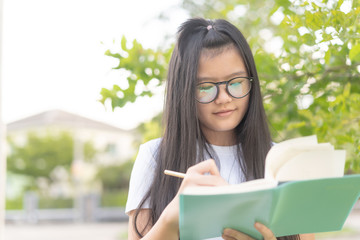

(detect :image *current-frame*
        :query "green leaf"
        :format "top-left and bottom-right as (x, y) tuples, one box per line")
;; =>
(336, 0), (345, 10)
(322, 32), (333, 42)
(324, 49), (331, 64)
(349, 44), (360, 62)
(275, 0), (291, 9)
(343, 83), (351, 98)
(121, 36), (127, 51)
(302, 33), (315, 45)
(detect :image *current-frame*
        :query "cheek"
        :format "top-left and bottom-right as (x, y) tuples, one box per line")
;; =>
(244, 97), (250, 112)
(240, 97), (250, 117)
(196, 103), (209, 122)
(234, 96), (250, 119)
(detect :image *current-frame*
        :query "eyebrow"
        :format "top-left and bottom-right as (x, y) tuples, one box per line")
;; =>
(197, 71), (247, 82)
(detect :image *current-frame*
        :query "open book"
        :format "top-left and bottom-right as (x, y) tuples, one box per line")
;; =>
(179, 135), (360, 239)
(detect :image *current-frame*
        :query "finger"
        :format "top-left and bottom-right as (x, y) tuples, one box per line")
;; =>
(187, 159), (220, 176)
(185, 174), (228, 187)
(222, 234), (237, 240)
(223, 228), (255, 240)
(254, 222), (276, 240)
(177, 160), (227, 195)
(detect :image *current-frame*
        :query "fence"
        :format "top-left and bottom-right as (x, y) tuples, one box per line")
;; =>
(5, 192), (128, 224)
(6, 192), (360, 224)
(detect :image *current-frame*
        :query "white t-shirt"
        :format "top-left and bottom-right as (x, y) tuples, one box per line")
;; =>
(125, 138), (245, 239)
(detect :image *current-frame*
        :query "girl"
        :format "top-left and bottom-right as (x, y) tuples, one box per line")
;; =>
(125, 18), (315, 240)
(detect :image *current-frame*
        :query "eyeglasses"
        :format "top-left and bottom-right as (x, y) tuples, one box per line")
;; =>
(196, 77), (253, 104)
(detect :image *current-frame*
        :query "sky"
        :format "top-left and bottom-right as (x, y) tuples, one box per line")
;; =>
(1, 0), (189, 130)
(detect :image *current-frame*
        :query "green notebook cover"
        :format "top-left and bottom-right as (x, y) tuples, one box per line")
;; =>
(179, 174), (360, 240)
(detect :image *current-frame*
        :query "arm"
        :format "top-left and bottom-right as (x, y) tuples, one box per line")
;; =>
(128, 209), (179, 240)
(127, 206), (179, 240)
(128, 209), (152, 240)
(128, 159), (228, 240)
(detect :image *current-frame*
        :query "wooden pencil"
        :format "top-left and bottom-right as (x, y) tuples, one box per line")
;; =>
(164, 169), (186, 179)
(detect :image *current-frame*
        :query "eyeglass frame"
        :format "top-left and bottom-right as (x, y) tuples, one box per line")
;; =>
(195, 76), (253, 104)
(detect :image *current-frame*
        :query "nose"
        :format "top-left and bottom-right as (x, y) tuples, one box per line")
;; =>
(214, 84), (232, 104)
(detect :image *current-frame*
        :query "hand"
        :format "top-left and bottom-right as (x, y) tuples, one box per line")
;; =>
(161, 159), (228, 232)
(222, 222), (277, 240)
(179, 158), (229, 192)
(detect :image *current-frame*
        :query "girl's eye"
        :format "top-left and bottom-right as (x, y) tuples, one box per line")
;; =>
(230, 82), (241, 87)
(229, 78), (244, 86)
(198, 85), (215, 92)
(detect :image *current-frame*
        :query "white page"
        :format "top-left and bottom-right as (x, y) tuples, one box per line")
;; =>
(275, 150), (345, 181)
(182, 178), (278, 195)
(265, 135), (318, 179)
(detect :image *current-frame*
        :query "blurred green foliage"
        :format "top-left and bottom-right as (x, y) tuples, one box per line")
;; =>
(7, 131), (98, 190)
(101, 189), (128, 207)
(101, 0), (360, 173)
(38, 196), (73, 209)
(96, 161), (133, 207)
(7, 131), (74, 189)
(95, 161), (134, 191)
(6, 196), (23, 210)
(135, 113), (163, 145)
(6, 194), (73, 210)
(100, 36), (173, 109)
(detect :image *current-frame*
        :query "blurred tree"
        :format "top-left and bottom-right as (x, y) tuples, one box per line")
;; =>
(7, 131), (98, 190)
(101, 0), (360, 172)
(99, 36), (172, 109)
(94, 155), (136, 208)
(135, 113), (163, 145)
(83, 141), (97, 161)
(95, 160), (134, 191)
(180, 0), (360, 172)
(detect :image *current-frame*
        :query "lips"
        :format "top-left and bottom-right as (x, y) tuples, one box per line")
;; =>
(214, 109), (235, 117)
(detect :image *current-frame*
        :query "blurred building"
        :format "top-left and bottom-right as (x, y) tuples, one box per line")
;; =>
(6, 109), (138, 197)
(6, 109), (137, 164)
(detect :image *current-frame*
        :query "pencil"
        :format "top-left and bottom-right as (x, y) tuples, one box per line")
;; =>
(164, 169), (186, 179)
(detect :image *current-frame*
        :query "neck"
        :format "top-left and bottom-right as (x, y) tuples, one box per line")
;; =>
(202, 130), (236, 146)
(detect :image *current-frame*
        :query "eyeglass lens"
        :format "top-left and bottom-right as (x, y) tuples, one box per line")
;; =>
(196, 77), (251, 103)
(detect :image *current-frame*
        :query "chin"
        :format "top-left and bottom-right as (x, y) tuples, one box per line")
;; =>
(213, 124), (239, 132)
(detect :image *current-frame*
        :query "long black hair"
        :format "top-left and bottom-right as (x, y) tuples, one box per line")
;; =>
(133, 18), (298, 240)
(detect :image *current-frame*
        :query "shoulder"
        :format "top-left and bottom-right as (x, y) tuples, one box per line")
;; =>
(126, 138), (162, 213)
(139, 138), (162, 152)
(135, 138), (162, 169)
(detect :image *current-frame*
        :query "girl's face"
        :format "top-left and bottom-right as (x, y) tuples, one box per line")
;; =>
(196, 47), (250, 146)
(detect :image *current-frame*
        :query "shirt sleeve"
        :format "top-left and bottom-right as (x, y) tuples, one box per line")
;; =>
(125, 139), (159, 215)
